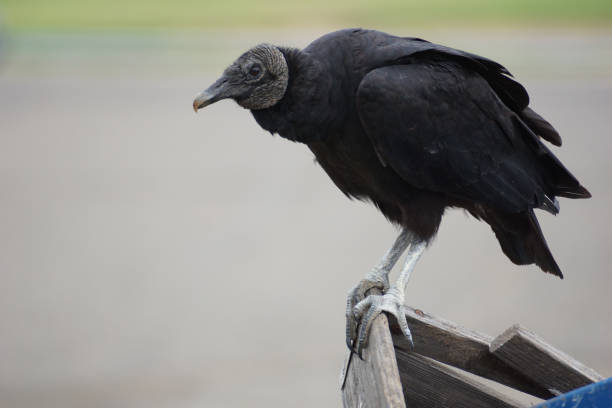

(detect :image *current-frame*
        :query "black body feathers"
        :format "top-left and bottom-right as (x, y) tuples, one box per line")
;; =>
(251, 29), (590, 277)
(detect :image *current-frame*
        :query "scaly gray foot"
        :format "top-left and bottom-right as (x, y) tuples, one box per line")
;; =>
(345, 274), (389, 352)
(351, 286), (413, 357)
(344, 229), (424, 357)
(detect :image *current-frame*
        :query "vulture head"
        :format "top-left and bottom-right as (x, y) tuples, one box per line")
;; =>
(193, 44), (289, 112)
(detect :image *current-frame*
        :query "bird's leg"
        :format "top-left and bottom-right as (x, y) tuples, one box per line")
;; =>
(345, 228), (412, 351)
(350, 235), (426, 357)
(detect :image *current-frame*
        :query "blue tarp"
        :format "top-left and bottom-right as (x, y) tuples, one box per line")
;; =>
(534, 377), (612, 408)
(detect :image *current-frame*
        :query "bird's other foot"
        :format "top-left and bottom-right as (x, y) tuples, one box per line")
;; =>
(347, 286), (413, 358)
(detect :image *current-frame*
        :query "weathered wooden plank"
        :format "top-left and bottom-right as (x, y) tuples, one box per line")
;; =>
(490, 325), (604, 395)
(342, 313), (406, 408)
(389, 306), (554, 399)
(396, 349), (525, 408)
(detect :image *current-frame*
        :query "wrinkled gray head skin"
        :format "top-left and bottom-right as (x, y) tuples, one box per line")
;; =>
(193, 44), (289, 112)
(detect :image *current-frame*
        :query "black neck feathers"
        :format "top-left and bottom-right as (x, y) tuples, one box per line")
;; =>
(251, 46), (343, 144)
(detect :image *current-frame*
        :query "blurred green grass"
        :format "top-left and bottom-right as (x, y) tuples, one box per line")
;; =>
(2, 0), (612, 31)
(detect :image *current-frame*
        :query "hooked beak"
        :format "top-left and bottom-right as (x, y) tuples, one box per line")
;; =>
(193, 76), (231, 112)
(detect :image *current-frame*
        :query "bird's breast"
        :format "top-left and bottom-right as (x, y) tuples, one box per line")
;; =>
(308, 129), (404, 201)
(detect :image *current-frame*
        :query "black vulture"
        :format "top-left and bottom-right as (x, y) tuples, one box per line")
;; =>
(193, 28), (590, 355)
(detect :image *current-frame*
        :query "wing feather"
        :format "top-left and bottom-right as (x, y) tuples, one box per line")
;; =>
(356, 62), (550, 213)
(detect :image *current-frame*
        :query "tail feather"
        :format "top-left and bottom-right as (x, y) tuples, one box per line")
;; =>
(513, 114), (591, 201)
(556, 184), (592, 199)
(521, 107), (562, 147)
(475, 207), (563, 278)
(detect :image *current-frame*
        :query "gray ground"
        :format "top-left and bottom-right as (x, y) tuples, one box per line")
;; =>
(0, 29), (611, 407)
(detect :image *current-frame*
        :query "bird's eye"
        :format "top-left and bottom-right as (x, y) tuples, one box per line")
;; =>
(248, 64), (262, 78)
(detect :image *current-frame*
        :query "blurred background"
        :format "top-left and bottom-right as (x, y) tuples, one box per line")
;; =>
(0, 1), (611, 407)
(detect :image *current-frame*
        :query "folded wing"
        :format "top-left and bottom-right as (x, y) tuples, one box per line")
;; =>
(356, 61), (588, 214)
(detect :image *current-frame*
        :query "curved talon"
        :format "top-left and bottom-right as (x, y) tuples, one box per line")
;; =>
(396, 305), (414, 349)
